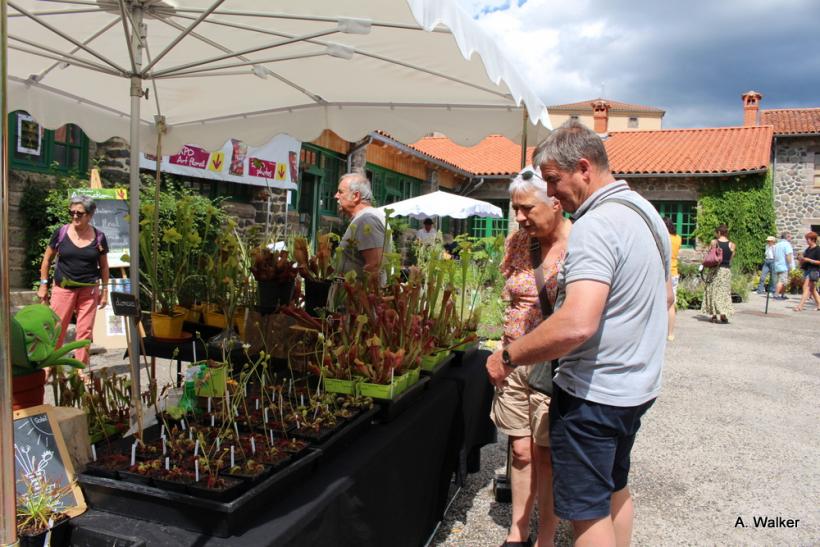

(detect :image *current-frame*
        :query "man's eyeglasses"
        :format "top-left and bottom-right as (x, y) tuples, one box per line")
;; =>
(68, 210), (87, 218)
(520, 170), (544, 182)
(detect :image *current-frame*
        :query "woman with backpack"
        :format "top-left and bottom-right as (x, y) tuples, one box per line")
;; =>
(37, 195), (109, 367)
(701, 224), (735, 323)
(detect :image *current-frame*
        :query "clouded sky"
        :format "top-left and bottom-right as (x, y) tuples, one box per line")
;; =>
(457, 0), (820, 128)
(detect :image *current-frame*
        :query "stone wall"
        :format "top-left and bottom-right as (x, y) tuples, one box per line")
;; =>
(772, 136), (820, 253)
(621, 176), (701, 201)
(7, 169), (58, 288)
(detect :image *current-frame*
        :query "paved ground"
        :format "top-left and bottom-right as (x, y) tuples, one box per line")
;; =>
(49, 293), (818, 546)
(431, 294), (819, 546)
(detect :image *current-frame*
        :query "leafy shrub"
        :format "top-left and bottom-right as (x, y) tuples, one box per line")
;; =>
(695, 170), (776, 274)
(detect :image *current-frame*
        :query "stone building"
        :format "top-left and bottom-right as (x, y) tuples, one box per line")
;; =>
(759, 105), (820, 252)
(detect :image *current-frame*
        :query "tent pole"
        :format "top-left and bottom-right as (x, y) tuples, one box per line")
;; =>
(127, 4), (144, 437)
(0, 2), (18, 544)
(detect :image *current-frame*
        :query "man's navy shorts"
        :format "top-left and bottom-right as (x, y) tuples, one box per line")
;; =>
(549, 385), (655, 521)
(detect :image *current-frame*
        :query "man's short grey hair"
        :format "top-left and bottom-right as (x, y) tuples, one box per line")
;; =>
(531, 119), (610, 173)
(70, 194), (97, 215)
(340, 172), (373, 202)
(508, 169), (553, 205)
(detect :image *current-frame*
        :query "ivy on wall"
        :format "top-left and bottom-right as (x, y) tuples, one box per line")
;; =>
(694, 170), (776, 273)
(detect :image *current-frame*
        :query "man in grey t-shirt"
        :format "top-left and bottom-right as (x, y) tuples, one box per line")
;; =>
(486, 120), (672, 546)
(335, 172), (389, 286)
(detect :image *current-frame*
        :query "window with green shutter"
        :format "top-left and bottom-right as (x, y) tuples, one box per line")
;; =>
(471, 199), (510, 238)
(8, 111), (89, 174)
(651, 201), (697, 248)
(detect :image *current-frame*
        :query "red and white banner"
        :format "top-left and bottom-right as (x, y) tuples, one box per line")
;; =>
(140, 134), (300, 190)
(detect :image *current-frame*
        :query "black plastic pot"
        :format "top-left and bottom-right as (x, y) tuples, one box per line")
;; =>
(187, 476), (246, 502)
(257, 279), (295, 310)
(18, 515), (70, 547)
(303, 278), (332, 316)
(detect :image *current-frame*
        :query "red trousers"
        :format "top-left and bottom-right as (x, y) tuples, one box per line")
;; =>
(50, 285), (99, 365)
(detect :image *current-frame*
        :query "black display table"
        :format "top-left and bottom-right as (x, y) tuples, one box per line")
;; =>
(72, 351), (496, 546)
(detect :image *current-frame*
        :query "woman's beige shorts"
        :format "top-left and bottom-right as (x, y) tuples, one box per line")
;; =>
(490, 365), (551, 447)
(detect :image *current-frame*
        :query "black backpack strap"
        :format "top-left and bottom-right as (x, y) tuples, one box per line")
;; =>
(594, 197), (670, 281)
(529, 238), (554, 318)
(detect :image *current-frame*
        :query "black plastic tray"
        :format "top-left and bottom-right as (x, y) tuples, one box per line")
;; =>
(78, 448), (321, 537)
(420, 353), (455, 386)
(373, 376), (430, 424)
(313, 406), (378, 461)
(69, 525), (146, 547)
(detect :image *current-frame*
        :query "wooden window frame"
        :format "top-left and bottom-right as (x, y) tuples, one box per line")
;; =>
(8, 111), (89, 174)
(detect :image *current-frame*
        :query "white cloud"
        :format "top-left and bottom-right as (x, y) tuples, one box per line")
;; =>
(458, 0), (820, 127)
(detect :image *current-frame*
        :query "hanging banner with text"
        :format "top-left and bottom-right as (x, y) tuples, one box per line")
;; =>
(139, 134), (300, 190)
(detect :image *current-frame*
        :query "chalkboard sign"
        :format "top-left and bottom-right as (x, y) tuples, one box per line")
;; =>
(91, 199), (130, 268)
(13, 405), (86, 517)
(111, 291), (139, 317)
(70, 188), (130, 268)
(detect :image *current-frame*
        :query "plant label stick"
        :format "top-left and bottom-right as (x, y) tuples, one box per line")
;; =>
(165, 457), (170, 471)
(270, 430), (274, 444)
(180, 418), (186, 431)
(44, 518), (54, 547)
(162, 437), (167, 455)
(188, 428), (193, 441)
(231, 446), (235, 468)
(208, 397), (212, 413)
(211, 415), (215, 427)
(255, 398), (259, 410)
(216, 437), (221, 451)
(91, 444), (97, 462)
(161, 425), (166, 438)
(251, 437), (256, 454)
(194, 439), (200, 457)
(195, 459), (199, 483)
(192, 341), (197, 363)
(131, 441), (137, 467)
(234, 422), (240, 438)
(300, 394), (304, 407)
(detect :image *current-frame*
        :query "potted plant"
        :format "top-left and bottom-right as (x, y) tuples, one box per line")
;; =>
(11, 304), (88, 410)
(16, 476), (73, 547)
(293, 233), (336, 315)
(139, 192), (212, 338)
(251, 243), (297, 310)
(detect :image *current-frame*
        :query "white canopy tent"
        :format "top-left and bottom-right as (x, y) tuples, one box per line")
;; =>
(2, 2), (551, 533)
(377, 190), (503, 220)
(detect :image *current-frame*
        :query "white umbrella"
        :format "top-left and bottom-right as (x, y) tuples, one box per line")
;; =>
(8, 0), (550, 152)
(377, 190), (503, 219)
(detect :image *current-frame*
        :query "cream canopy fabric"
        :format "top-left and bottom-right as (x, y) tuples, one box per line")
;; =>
(377, 190), (503, 219)
(8, 0), (550, 154)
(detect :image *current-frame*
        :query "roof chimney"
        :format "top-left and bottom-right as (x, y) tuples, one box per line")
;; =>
(742, 90), (762, 126)
(592, 100), (610, 133)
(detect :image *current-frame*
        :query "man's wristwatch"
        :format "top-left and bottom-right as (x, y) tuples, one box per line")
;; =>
(39, 279), (49, 286)
(501, 349), (516, 368)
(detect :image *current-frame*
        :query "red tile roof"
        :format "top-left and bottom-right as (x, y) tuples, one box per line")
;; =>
(547, 98), (665, 114)
(606, 126), (773, 176)
(411, 126), (773, 177)
(410, 135), (534, 176)
(760, 108), (820, 136)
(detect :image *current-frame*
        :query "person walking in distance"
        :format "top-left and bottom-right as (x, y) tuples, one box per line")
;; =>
(773, 232), (795, 300)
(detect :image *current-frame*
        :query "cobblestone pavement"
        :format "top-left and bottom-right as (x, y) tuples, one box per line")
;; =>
(47, 294), (818, 546)
(431, 295), (819, 546)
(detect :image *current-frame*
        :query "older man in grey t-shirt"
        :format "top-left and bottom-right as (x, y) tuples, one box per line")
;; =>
(486, 120), (672, 547)
(334, 172), (389, 286)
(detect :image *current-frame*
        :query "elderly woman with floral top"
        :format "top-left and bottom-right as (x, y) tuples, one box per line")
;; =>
(489, 168), (572, 547)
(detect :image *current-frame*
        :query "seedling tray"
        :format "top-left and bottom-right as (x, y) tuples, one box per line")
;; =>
(78, 448), (321, 537)
(373, 376), (430, 424)
(68, 525), (146, 547)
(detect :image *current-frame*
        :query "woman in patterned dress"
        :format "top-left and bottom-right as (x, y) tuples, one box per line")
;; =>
(701, 224), (735, 323)
(490, 169), (572, 547)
